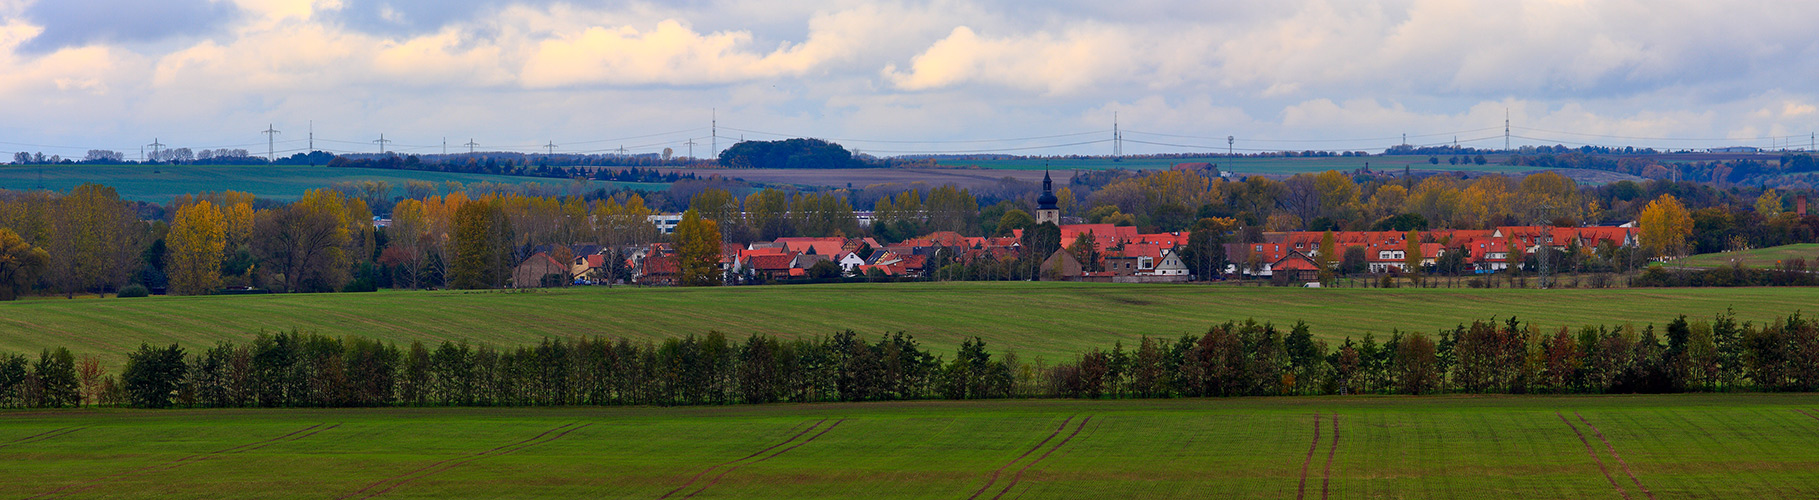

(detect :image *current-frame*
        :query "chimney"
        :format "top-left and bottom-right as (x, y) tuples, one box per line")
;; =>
(1799, 195), (1809, 217)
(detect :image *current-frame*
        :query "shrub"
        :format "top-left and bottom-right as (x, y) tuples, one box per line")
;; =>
(117, 284), (150, 298)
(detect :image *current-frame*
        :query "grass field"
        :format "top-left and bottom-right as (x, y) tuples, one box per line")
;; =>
(935, 155), (1534, 174)
(0, 165), (668, 202)
(2, 282), (1813, 368)
(4, 394), (1818, 498)
(1676, 244), (1819, 270)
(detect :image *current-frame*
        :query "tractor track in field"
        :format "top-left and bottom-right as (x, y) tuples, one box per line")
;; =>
(967, 416), (1075, 500)
(1321, 413), (1339, 500)
(660, 419), (827, 499)
(0, 427), (84, 450)
(26, 423), (337, 499)
(988, 416), (1091, 500)
(680, 419), (847, 499)
(1577, 413), (1655, 500)
(1797, 409), (1819, 422)
(1297, 412), (1320, 500)
(1559, 412), (1630, 500)
(339, 422), (592, 500)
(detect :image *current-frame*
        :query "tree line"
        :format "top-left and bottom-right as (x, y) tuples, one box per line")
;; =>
(3, 311), (1814, 409)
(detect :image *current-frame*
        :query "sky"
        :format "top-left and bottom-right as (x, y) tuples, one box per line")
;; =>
(2, 0), (1817, 160)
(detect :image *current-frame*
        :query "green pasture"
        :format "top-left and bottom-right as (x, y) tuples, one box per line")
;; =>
(4, 394), (1818, 498)
(1676, 244), (1819, 270)
(2, 282), (1812, 368)
(0, 165), (668, 203)
(937, 155), (1534, 175)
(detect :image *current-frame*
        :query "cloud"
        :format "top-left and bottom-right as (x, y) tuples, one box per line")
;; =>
(521, 19), (822, 87)
(882, 25), (1134, 95)
(18, 0), (242, 53)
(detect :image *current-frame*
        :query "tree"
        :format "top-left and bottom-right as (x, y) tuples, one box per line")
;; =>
(33, 348), (78, 407)
(807, 259), (844, 279)
(0, 228), (48, 300)
(167, 200), (226, 295)
(383, 199), (431, 289)
(1181, 218), (1229, 280)
(255, 189), (356, 292)
(1317, 230), (1337, 282)
(450, 200), (513, 289)
(675, 209), (724, 286)
(995, 209), (1035, 236)
(1404, 229), (1423, 280)
(1340, 245), (1369, 276)
(48, 184), (143, 296)
(1754, 189), (1782, 217)
(121, 343), (187, 408)
(1069, 231), (1101, 272)
(1639, 194), (1694, 258)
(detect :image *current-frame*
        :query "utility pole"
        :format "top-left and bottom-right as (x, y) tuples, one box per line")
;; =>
(374, 134), (391, 154)
(261, 124), (280, 163)
(465, 139), (478, 154)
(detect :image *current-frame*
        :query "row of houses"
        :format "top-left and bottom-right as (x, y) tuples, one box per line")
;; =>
(1236, 226), (1640, 281)
(509, 223), (1639, 287)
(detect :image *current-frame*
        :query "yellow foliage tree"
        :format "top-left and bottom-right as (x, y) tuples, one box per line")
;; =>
(168, 200), (226, 295)
(1754, 189), (1781, 217)
(1638, 194), (1693, 258)
(674, 209), (723, 286)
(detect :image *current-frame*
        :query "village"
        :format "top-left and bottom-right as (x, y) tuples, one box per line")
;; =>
(511, 223), (1642, 287)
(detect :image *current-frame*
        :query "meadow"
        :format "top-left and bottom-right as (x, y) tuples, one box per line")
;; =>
(0, 165), (667, 202)
(2, 282), (1813, 368)
(3, 394), (1817, 498)
(1675, 244), (1819, 270)
(935, 154), (1533, 174)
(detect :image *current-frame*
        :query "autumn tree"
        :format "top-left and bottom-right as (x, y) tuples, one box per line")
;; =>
(1317, 230), (1337, 282)
(48, 184), (143, 296)
(1404, 229), (1423, 281)
(674, 209), (723, 286)
(254, 189), (354, 292)
(0, 228), (49, 300)
(1754, 189), (1782, 217)
(167, 200), (226, 295)
(1639, 194), (1694, 258)
(382, 199), (431, 289)
(450, 200), (514, 289)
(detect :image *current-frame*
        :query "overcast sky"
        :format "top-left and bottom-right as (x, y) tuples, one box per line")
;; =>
(2, 0), (1816, 159)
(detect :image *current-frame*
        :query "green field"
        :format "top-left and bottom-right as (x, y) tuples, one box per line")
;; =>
(3, 282), (1813, 368)
(0, 165), (668, 202)
(936, 155), (1536, 174)
(4, 394), (1818, 498)
(1676, 244), (1819, 270)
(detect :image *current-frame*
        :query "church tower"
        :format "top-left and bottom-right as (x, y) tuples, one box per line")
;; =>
(1036, 170), (1060, 225)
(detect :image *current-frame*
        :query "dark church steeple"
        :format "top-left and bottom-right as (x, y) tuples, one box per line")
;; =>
(1036, 169), (1060, 224)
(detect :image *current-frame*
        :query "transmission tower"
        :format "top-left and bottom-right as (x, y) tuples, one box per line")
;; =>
(1505, 109), (1510, 151)
(261, 124), (281, 163)
(545, 141), (558, 156)
(711, 108), (717, 159)
(464, 139), (478, 154)
(308, 121), (315, 166)
(374, 134), (392, 154)
(1227, 136), (1234, 156)
(685, 137), (697, 159)
(146, 138), (166, 162)
(1112, 112), (1122, 158)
